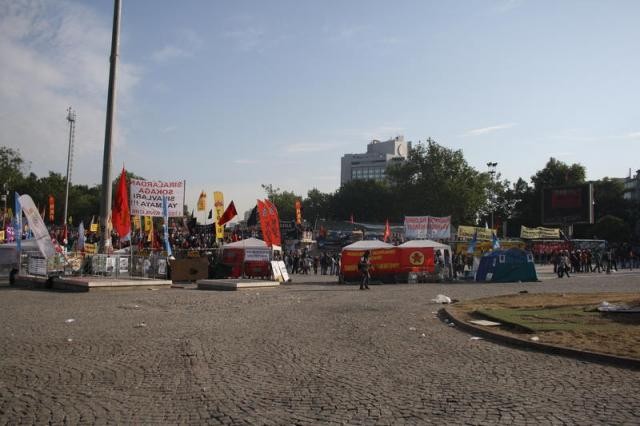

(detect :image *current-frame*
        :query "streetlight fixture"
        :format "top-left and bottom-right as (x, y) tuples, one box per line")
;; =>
(487, 162), (498, 229)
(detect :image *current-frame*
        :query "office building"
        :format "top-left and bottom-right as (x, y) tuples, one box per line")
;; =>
(340, 136), (410, 185)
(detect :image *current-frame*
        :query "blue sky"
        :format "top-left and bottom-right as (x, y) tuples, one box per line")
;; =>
(1, 0), (639, 218)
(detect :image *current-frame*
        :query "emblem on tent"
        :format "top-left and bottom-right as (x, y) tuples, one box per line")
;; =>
(409, 251), (424, 265)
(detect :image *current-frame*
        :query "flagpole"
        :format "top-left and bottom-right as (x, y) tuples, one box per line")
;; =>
(99, 0), (121, 254)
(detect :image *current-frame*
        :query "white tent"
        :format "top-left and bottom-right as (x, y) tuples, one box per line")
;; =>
(223, 237), (269, 249)
(342, 240), (395, 251)
(399, 239), (451, 252)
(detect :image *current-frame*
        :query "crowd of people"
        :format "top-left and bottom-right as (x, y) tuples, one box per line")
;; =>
(553, 248), (638, 278)
(283, 249), (341, 275)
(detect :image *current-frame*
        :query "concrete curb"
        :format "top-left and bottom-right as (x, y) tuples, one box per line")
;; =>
(440, 306), (640, 370)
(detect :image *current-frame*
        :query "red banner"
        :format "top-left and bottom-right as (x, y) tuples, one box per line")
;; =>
(398, 247), (435, 274)
(48, 195), (54, 223)
(295, 200), (302, 225)
(264, 199), (281, 246)
(257, 199), (272, 246)
(340, 248), (400, 279)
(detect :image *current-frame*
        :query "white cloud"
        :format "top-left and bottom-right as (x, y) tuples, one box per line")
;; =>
(464, 123), (517, 136)
(150, 29), (203, 63)
(285, 143), (337, 154)
(624, 132), (640, 140)
(0, 0), (140, 185)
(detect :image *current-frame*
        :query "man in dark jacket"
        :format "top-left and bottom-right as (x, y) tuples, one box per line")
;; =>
(358, 250), (372, 290)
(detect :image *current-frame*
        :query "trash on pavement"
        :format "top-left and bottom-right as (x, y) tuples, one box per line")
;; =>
(135, 322), (147, 328)
(64, 319), (75, 324)
(530, 336), (540, 342)
(469, 336), (483, 341)
(431, 294), (452, 304)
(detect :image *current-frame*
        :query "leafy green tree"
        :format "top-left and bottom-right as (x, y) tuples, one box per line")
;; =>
(530, 157), (586, 190)
(330, 179), (396, 222)
(386, 139), (489, 224)
(302, 188), (333, 223)
(591, 215), (630, 243)
(261, 184), (301, 221)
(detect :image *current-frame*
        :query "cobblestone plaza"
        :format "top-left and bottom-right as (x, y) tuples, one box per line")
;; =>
(1, 271), (640, 424)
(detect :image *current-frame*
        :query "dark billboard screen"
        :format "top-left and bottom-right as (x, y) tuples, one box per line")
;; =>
(542, 184), (594, 225)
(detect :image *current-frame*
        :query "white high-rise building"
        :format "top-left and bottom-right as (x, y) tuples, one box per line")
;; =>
(340, 136), (410, 185)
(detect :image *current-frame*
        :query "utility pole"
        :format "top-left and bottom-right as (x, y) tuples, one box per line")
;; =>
(63, 107), (76, 231)
(99, 0), (121, 253)
(487, 162), (498, 230)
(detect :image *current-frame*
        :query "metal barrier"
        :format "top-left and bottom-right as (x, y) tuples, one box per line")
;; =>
(20, 251), (169, 280)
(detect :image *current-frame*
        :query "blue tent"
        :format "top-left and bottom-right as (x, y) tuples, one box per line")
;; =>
(475, 248), (538, 283)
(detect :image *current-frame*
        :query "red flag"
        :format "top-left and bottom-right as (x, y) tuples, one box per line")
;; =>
(295, 200), (302, 224)
(48, 195), (55, 223)
(257, 199), (271, 245)
(217, 201), (238, 226)
(264, 199), (281, 246)
(383, 219), (391, 242)
(112, 167), (131, 240)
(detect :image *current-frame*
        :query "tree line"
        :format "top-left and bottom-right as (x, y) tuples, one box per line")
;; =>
(2, 140), (638, 243)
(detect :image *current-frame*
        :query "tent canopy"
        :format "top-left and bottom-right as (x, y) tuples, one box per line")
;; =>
(342, 240), (394, 251)
(476, 248), (538, 283)
(399, 239), (451, 252)
(223, 237), (269, 249)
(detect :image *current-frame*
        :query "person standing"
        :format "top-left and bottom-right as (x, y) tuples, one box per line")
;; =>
(358, 250), (372, 290)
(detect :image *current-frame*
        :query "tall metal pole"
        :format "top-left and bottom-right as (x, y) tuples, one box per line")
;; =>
(63, 107), (75, 230)
(99, 0), (122, 254)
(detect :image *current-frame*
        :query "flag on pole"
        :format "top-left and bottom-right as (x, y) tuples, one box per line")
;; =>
(112, 167), (131, 241)
(492, 231), (500, 250)
(48, 195), (55, 223)
(213, 191), (225, 239)
(161, 195), (173, 257)
(217, 201), (238, 226)
(467, 230), (478, 254)
(197, 191), (206, 211)
(247, 206), (258, 227)
(350, 214), (354, 224)
(264, 199), (281, 247)
(15, 192), (21, 253)
(383, 219), (391, 242)
(295, 200), (302, 225)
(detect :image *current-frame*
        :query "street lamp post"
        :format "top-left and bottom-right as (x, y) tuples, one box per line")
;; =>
(63, 107), (76, 232)
(487, 162), (498, 230)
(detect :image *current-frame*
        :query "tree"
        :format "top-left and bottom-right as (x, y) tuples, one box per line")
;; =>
(591, 215), (630, 243)
(386, 139), (489, 224)
(302, 188), (333, 223)
(331, 179), (396, 222)
(530, 157), (586, 190)
(261, 184), (301, 221)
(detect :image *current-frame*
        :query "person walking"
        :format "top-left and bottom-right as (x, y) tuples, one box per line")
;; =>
(558, 251), (571, 278)
(358, 250), (372, 290)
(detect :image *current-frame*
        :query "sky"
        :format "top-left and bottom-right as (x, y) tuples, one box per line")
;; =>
(1, 0), (639, 218)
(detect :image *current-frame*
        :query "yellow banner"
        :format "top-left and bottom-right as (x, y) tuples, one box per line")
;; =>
(454, 240), (525, 256)
(0, 230), (4, 241)
(133, 215), (141, 231)
(214, 191), (225, 239)
(90, 223), (99, 232)
(197, 191), (206, 211)
(457, 225), (493, 241)
(144, 216), (152, 232)
(84, 243), (97, 254)
(520, 226), (560, 239)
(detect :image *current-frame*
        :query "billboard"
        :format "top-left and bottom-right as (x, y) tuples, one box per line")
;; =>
(542, 184), (593, 225)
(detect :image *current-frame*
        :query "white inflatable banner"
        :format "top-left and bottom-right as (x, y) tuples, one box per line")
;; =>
(18, 194), (57, 258)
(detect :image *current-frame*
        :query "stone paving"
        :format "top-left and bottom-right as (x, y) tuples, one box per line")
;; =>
(1, 269), (640, 424)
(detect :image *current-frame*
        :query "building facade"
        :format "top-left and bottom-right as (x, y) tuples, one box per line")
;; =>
(624, 170), (640, 201)
(340, 136), (410, 185)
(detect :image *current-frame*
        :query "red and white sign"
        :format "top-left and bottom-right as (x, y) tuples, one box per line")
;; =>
(404, 216), (451, 240)
(129, 179), (184, 217)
